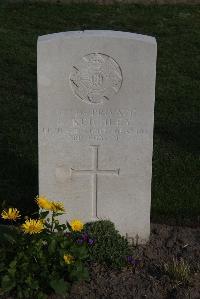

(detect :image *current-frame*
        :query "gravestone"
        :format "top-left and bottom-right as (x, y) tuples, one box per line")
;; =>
(38, 30), (157, 244)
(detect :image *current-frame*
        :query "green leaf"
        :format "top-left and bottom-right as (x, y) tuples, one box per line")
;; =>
(78, 246), (88, 260)
(7, 267), (16, 277)
(0, 224), (19, 245)
(54, 223), (67, 232)
(71, 263), (89, 281)
(1, 275), (16, 292)
(37, 292), (48, 299)
(9, 260), (17, 269)
(79, 267), (89, 281)
(50, 278), (69, 295)
(48, 238), (57, 254)
(29, 279), (39, 290)
(70, 245), (88, 260)
(4, 233), (16, 244)
(39, 211), (49, 219)
(31, 211), (40, 216)
(66, 222), (72, 231)
(44, 222), (52, 229)
(0, 262), (5, 273)
(68, 262), (89, 281)
(53, 212), (65, 217)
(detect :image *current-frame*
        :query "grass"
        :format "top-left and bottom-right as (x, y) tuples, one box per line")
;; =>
(164, 257), (191, 284)
(0, 2), (199, 223)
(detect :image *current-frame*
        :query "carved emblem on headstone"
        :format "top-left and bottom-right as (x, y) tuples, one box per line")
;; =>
(69, 53), (123, 104)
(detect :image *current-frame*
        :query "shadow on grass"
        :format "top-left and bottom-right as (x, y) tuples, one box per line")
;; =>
(155, 122), (200, 156)
(0, 140), (38, 222)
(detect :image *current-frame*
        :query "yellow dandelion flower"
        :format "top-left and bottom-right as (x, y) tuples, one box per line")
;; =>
(70, 219), (84, 232)
(50, 201), (65, 212)
(22, 218), (44, 234)
(1, 208), (21, 221)
(35, 195), (52, 211)
(63, 253), (74, 264)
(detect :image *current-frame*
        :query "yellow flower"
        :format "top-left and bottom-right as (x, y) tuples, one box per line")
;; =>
(70, 219), (84, 232)
(63, 254), (74, 264)
(51, 201), (65, 212)
(22, 218), (44, 234)
(35, 196), (52, 211)
(1, 208), (21, 221)
(36, 196), (65, 213)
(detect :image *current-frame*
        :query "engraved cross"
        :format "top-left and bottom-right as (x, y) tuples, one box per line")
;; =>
(70, 145), (120, 220)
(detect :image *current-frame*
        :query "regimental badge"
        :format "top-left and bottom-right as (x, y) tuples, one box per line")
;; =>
(69, 53), (123, 104)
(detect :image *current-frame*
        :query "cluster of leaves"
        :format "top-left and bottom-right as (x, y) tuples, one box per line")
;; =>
(85, 220), (133, 269)
(0, 207), (138, 298)
(0, 211), (89, 299)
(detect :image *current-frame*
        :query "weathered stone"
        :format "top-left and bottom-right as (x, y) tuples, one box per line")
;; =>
(38, 30), (157, 243)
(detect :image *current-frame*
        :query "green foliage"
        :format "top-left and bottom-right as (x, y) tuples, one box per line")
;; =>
(50, 279), (69, 296)
(164, 257), (191, 284)
(0, 208), (89, 299)
(0, 224), (19, 245)
(85, 220), (133, 269)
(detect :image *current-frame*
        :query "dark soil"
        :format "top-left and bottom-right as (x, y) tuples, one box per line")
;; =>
(66, 223), (200, 299)
(4, 223), (200, 299)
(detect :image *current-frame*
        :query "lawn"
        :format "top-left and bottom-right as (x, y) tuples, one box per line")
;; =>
(0, 2), (199, 224)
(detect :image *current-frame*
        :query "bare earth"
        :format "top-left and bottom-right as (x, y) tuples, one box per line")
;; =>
(5, 224), (200, 299)
(67, 223), (200, 299)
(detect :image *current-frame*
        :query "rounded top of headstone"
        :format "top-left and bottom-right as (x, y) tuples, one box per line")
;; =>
(38, 30), (156, 45)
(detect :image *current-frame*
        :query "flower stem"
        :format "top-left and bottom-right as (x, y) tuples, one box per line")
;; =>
(51, 212), (55, 232)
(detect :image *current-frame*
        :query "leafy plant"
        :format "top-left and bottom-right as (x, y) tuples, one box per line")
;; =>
(0, 224), (19, 245)
(164, 257), (191, 284)
(85, 220), (134, 269)
(0, 197), (90, 299)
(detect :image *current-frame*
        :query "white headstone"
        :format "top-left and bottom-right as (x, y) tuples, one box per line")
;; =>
(38, 30), (157, 244)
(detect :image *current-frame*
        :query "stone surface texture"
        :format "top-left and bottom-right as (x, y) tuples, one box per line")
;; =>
(38, 30), (157, 243)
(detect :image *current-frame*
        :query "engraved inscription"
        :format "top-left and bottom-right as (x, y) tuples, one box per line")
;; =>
(41, 108), (149, 142)
(70, 53), (123, 104)
(70, 146), (120, 219)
